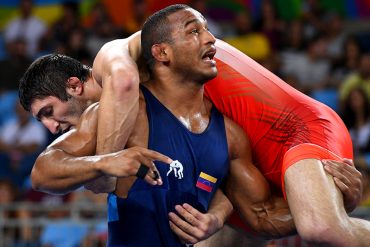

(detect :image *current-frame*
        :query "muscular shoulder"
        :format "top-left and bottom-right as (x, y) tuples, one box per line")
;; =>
(224, 116), (252, 160)
(92, 39), (129, 84)
(47, 103), (99, 155)
(77, 102), (99, 131)
(92, 32), (141, 87)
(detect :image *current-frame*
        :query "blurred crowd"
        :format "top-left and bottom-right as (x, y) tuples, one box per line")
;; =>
(0, 0), (369, 246)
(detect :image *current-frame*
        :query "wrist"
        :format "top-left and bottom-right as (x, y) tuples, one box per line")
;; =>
(93, 155), (108, 175)
(210, 211), (226, 230)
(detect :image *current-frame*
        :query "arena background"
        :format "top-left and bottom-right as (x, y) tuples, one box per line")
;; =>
(0, 0), (369, 246)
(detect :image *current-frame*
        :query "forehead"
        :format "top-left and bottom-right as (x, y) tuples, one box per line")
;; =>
(167, 8), (206, 28)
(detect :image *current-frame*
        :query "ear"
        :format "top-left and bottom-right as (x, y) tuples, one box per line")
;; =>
(66, 77), (84, 96)
(151, 44), (170, 63)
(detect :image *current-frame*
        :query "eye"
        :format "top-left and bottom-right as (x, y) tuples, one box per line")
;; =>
(191, 29), (199, 34)
(44, 108), (53, 117)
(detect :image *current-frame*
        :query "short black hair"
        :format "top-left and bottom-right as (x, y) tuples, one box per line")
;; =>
(141, 4), (190, 72)
(19, 54), (91, 111)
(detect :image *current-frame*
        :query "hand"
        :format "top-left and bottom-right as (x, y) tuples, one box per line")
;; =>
(323, 158), (363, 212)
(169, 203), (222, 245)
(100, 146), (173, 186)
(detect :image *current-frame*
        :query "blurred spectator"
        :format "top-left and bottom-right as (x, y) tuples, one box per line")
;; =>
(253, 0), (285, 50)
(341, 87), (370, 207)
(39, 2), (80, 55)
(190, 0), (223, 38)
(339, 53), (370, 106)
(70, 189), (107, 246)
(0, 179), (33, 247)
(224, 10), (271, 61)
(281, 20), (307, 52)
(342, 87), (370, 158)
(323, 12), (347, 62)
(23, 189), (86, 247)
(84, 2), (124, 56)
(33, 189), (97, 247)
(330, 36), (362, 87)
(0, 101), (47, 187)
(359, 166), (370, 207)
(65, 28), (92, 66)
(124, 0), (149, 34)
(0, 38), (31, 92)
(301, 0), (325, 40)
(3, 0), (47, 58)
(280, 35), (330, 94)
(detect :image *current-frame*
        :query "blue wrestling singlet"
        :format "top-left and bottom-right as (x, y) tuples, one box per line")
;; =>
(107, 85), (229, 246)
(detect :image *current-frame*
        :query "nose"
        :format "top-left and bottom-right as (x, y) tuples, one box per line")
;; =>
(41, 118), (60, 134)
(204, 28), (216, 44)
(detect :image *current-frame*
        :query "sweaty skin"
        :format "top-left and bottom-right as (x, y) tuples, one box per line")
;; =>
(27, 7), (363, 244)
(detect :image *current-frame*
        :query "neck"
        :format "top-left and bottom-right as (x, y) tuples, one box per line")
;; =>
(84, 77), (103, 105)
(144, 72), (207, 116)
(144, 72), (212, 134)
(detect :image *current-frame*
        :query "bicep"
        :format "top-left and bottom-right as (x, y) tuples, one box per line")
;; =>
(224, 117), (271, 225)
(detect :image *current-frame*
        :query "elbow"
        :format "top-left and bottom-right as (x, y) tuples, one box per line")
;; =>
(111, 68), (140, 95)
(30, 165), (43, 192)
(31, 160), (67, 195)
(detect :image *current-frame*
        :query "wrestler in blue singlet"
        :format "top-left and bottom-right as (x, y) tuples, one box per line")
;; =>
(107, 85), (229, 246)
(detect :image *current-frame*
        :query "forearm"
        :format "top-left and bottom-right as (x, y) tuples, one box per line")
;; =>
(227, 185), (296, 238)
(208, 189), (233, 229)
(32, 148), (109, 194)
(249, 197), (296, 238)
(96, 34), (141, 154)
(90, 43), (140, 193)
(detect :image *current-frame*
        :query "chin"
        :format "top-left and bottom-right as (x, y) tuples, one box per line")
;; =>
(206, 69), (218, 80)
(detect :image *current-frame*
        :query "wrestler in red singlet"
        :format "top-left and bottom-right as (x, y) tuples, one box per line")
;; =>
(204, 39), (353, 231)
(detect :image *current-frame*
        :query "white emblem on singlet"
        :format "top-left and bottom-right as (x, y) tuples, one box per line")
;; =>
(166, 160), (184, 179)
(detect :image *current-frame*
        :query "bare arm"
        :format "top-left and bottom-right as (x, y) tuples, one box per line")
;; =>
(94, 32), (142, 153)
(32, 103), (171, 194)
(224, 117), (296, 238)
(32, 103), (100, 194)
(85, 32), (143, 192)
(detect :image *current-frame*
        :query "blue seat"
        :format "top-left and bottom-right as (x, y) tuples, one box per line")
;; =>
(310, 89), (339, 112)
(0, 90), (18, 125)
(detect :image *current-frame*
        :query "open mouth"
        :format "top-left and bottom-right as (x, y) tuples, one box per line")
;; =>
(202, 48), (216, 63)
(61, 125), (73, 134)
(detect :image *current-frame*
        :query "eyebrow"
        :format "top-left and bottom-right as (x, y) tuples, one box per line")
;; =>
(184, 18), (200, 28)
(184, 16), (208, 28)
(36, 106), (52, 121)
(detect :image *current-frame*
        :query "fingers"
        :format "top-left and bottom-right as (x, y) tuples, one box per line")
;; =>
(136, 159), (162, 185)
(144, 163), (163, 186)
(332, 177), (350, 195)
(175, 204), (202, 227)
(133, 147), (173, 185)
(123, 146), (174, 185)
(342, 158), (354, 167)
(168, 209), (197, 238)
(169, 204), (214, 244)
(323, 160), (351, 185)
(323, 159), (361, 179)
(137, 147), (173, 164)
(323, 159), (363, 212)
(169, 216), (198, 244)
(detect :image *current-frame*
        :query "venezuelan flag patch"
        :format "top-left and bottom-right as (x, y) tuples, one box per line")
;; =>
(196, 172), (217, 192)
